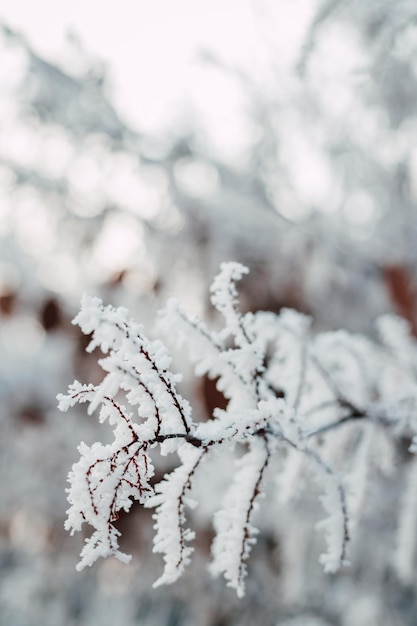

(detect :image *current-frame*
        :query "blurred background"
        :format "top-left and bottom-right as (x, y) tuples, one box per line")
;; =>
(1, 1), (417, 624)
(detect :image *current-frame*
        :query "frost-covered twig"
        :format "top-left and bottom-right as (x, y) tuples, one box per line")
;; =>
(59, 262), (417, 595)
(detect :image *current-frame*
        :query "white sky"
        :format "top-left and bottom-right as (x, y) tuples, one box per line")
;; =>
(0, 0), (315, 132)
(2, 0), (376, 227)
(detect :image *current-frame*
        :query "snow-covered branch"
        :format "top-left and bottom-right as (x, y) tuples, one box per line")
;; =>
(59, 262), (417, 595)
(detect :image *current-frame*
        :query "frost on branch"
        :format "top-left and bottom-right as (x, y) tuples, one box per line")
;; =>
(146, 442), (206, 587)
(59, 263), (417, 595)
(209, 437), (270, 597)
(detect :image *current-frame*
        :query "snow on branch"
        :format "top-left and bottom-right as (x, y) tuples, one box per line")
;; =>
(209, 437), (270, 597)
(59, 263), (417, 595)
(146, 442), (208, 587)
